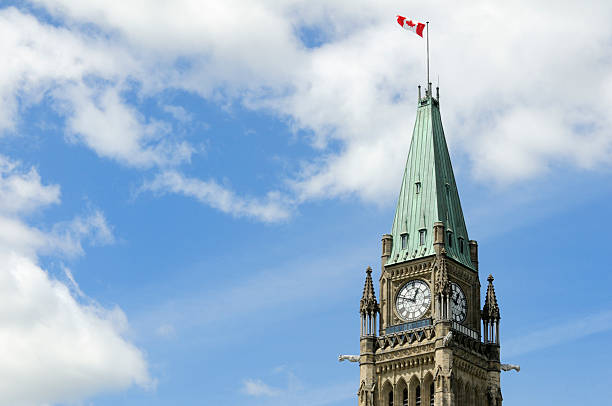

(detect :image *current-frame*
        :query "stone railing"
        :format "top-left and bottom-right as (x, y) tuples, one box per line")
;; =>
(451, 321), (479, 341)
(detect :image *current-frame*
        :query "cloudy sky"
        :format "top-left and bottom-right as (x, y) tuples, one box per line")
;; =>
(1, 0), (611, 405)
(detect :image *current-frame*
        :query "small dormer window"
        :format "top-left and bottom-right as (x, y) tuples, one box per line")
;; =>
(401, 233), (408, 249)
(419, 229), (426, 246)
(459, 237), (464, 253)
(415, 182), (421, 194)
(447, 231), (453, 248)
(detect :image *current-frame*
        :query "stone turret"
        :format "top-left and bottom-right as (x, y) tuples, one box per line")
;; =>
(482, 274), (501, 344)
(483, 274), (503, 406)
(358, 267), (378, 406)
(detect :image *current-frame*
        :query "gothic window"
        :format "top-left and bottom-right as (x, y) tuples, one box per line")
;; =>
(403, 388), (408, 406)
(459, 237), (464, 253)
(419, 229), (426, 246)
(447, 231), (453, 247)
(430, 382), (434, 406)
(415, 182), (422, 194)
(388, 390), (393, 406)
(416, 385), (421, 406)
(401, 233), (408, 249)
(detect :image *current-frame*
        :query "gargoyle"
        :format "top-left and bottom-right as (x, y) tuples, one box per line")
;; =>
(338, 354), (359, 362)
(501, 363), (520, 372)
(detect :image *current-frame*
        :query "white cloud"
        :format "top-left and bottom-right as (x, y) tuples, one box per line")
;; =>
(0, 7), (131, 131)
(0, 155), (114, 259)
(0, 154), (151, 405)
(0, 7), (191, 168)
(0, 155), (60, 215)
(241, 372), (354, 406)
(142, 170), (292, 223)
(60, 84), (193, 168)
(3, 1), (612, 215)
(243, 379), (281, 397)
(0, 252), (151, 406)
(46, 209), (115, 257)
(163, 105), (193, 123)
(155, 323), (176, 339)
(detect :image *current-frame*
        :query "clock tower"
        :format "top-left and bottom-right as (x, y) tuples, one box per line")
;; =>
(357, 84), (503, 406)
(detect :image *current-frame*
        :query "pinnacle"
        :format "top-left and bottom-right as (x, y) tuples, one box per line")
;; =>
(360, 266), (379, 313)
(482, 274), (500, 321)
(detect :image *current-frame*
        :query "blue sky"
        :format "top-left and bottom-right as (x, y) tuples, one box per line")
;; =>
(0, 1), (611, 405)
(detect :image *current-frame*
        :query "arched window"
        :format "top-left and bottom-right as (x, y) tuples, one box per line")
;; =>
(401, 233), (408, 249)
(388, 390), (393, 406)
(419, 229), (426, 246)
(403, 388), (408, 406)
(416, 385), (421, 406)
(430, 382), (434, 406)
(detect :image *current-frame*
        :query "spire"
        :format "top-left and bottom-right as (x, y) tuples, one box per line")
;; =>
(387, 88), (473, 268)
(360, 267), (379, 313)
(482, 274), (500, 321)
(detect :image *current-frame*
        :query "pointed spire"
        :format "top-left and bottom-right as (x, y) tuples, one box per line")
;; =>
(360, 267), (379, 313)
(388, 89), (473, 268)
(482, 274), (500, 321)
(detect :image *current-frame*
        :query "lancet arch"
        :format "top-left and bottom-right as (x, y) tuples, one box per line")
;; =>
(395, 377), (408, 406)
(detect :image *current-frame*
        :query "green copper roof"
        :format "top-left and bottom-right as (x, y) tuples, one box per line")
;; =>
(387, 90), (474, 269)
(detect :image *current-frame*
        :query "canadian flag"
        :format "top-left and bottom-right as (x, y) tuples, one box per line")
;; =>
(397, 15), (425, 37)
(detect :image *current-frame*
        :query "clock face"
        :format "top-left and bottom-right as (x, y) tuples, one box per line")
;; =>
(450, 282), (467, 323)
(395, 280), (431, 321)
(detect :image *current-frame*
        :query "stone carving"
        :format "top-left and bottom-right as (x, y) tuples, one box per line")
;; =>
(433, 257), (450, 295)
(501, 363), (520, 372)
(338, 354), (359, 363)
(443, 331), (453, 346)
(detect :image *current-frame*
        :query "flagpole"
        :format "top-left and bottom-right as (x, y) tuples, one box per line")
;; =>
(426, 21), (430, 94)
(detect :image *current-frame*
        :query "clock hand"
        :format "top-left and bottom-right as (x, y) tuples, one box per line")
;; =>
(398, 295), (415, 302)
(413, 289), (419, 300)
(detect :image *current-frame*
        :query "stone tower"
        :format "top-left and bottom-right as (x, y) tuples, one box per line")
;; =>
(357, 85), (503, 406)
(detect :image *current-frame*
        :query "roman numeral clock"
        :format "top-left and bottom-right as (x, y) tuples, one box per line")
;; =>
(395, 280), (431, 321)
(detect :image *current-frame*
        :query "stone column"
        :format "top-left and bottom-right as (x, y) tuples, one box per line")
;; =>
(359, 336), (376, 405)
(434, 319), (454, 406)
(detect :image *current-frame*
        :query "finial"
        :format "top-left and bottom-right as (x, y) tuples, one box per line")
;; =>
(436, 86), (439, 100)
(418, 85), (421, 101)
(366, 266), (372, 275)
(488, 274), (494, 283)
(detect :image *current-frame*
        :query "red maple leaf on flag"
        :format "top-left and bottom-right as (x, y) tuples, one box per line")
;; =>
(396, 15), (425, 38)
